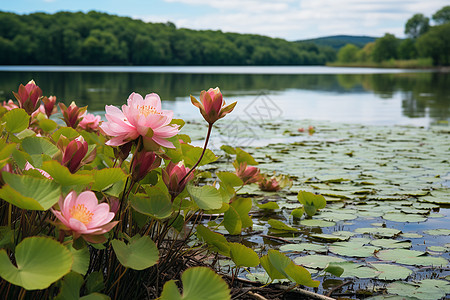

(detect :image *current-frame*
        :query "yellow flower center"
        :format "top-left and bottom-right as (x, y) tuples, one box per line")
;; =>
(138, 105), (162, 117)
(69, 204), (94, 225)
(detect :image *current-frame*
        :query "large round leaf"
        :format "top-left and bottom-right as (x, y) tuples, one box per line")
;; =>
(229, 243), (259, 267)
(130, 189), (173, 219)
(0, 237), (73, 290)
(3, 108), (30, 133)
(0, 172), (61, 210)
(111, 235), (159, 270)
(161, 267), (230, 300)
(187, 185), (222, 210)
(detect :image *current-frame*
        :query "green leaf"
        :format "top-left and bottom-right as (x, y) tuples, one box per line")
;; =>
(291, 207), (305, 218)
(161, 267), (230, 300)
(68, 244), (90, 275)
(376, 249), (448, 266)
(216, 171), (243, 187)
(268, 219), (297, 232)
(229, 243), (259, 267)
(91, 168), (127, 191)
(220, 145), (236, 155)
(230, 198), (252, 228)
(52, 127), (80, 142)
(279, 243), (327, 253)
(294, 254), (346, 269)
(235, 148), (258, 165)
(41, 160), (93, 186)
(22, 136), (59, 157)
(111, 235), (159, 270)
(297, 191), (326, 216)
(324, 264), (345, 277)
(260, 254), (286, 280)
(182, 144), (218, 168)
(129, 189), (173, 219)
(257, 202), (280, 210)
(187, 185), (222, 210)
(267, 250), (319, 287)
(3, 108), (30, 133)
(0, 237), (72, 290)
(196, 225), (230, 257)
(86, 271), (105, 294)
(223, 206), (242, 235)
(55, 272), (84, 300)
(0, 172), (61, 210)
(39, 118), (58, 132)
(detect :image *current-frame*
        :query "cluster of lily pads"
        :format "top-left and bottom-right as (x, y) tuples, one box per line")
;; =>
(187, 118), (449, 299)
(0, 81), (343, 299)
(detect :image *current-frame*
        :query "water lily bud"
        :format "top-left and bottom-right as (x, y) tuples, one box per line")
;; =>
(59, 101), (87, 129)
(235, 162), (261, 184)
(12, 80), (42, 115)
(190, 87), (236, 124)
(131, 151), (161, 182)
(162, 161), (194, 199)
(62, 136), (88, 173)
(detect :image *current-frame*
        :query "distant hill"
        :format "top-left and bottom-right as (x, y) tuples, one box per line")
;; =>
(297, 35), (378, 50)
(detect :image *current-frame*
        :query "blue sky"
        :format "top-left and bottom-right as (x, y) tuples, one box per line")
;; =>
(1, 0), (448, 40)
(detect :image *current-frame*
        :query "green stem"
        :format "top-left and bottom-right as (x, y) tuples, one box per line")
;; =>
(179, 122), (213, 185)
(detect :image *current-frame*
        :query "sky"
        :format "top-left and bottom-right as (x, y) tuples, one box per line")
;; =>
(1, 0), (448, 40)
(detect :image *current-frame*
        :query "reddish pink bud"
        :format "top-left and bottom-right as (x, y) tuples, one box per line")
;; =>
(59, 102), (87, 129)
(308, 125), (315, 135)
(12, 80), (42, 115)
(162, 161), (194, 199)
(42, 96), (57, 118)
(62, 136), (88, 173)
(2, 100), (19, 111)
(235, 162), (261, 184)
(298, 127), (305, 132)
(190, 87), (236, 124)
(259, 177), (281, 192)
(131, 151), (161, 182)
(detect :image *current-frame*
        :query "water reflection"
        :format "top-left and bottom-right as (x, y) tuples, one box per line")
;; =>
(0, 68), (448, 125)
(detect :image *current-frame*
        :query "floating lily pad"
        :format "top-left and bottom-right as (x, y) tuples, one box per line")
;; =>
(311, 233), (349, 242)
(377, 249), (449, 266)
(370, 239), (411, 249)
(279, 243), (327, 253)
(329, 241), (379, 258)
(424, 229), (450, 236)
(300, 219), (335, 227)
(387, 279), (450, 300)
(354, 227), (401, 238)
(372, 264), (412, 280)
(400, 232), (423, 239)
(382, 213), (427, 223)
(294, 255), (346, 269)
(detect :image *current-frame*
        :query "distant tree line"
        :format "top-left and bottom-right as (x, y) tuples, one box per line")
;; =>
(336, 6), (450, 66)
(0, 11), (336, 66)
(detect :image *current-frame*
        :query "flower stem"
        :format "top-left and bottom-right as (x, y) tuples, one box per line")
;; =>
(179, 122), (213, 184)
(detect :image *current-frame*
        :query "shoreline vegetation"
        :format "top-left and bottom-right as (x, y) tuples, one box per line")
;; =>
(1, 6), (449, 68)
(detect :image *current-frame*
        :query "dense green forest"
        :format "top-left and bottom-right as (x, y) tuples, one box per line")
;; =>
(297, 35), (376, 50)
(0, 10), (336, 66)
(334, 6), (450, 66)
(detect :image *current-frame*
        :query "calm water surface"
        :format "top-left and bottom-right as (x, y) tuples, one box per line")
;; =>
(0, 66), (448, 126)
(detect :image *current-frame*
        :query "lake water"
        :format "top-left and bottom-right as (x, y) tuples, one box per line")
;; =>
(0, 66), (448, 127)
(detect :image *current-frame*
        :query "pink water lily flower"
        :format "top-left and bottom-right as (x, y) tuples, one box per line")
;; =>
(190, 87), (236, 124)
(100, 92), (179, 149)
(79, 112), (101, 132)
(51, 191), (118, 240)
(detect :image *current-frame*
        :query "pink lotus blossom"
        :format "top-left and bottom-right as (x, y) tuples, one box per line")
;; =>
(235, 162), (261, 184)
(51, 191), (118, 240)
(162, 161), (194, 199)
(190, 87), (236, 124)
(79, 112), (101, 132)
(100, 92), (179, 149)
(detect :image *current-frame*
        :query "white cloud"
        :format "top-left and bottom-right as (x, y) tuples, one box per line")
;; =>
(155, 0), (448, 40)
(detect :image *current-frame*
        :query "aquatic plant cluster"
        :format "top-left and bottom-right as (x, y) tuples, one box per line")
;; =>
(0, 81), (326, 299)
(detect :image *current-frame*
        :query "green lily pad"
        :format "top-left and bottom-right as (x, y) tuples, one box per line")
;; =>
(329, 241), (379, 258)
(377, 249), (449, 266)
(187, 185), (222, 210)
(424, 229), (450, 236)
(382, 213), (427, 223)
(400, 232), (423, 239)
(294, 254), (346, 269)
(387, 279), (450, 300)
(372, 263), (412, 280)
(370, 239), (412, 249)
(160, 266), (230, 300)
(279, 243), (327, 253)
(229, 243), (259, 267)
(111, 235), (159, 270)
(268, 219), (297, 231)
(0, 237), (72, 290)
(354, 227), (401, 238)
(300, 219), (335, 227)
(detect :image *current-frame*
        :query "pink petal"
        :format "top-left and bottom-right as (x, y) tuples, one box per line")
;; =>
(63, 191), (78, 218)
(69, 218), (88, 233)
(74, 191), (98, 212)
(151, 136), (175, 148)
(144, 93), (162, 111)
